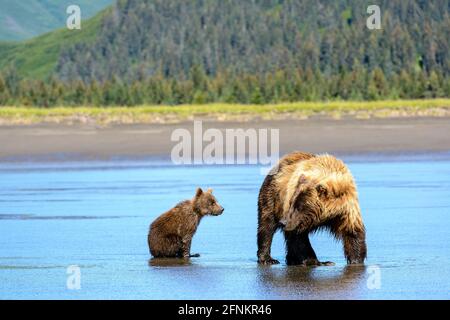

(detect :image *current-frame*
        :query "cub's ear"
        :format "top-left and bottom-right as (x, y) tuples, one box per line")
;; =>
(206, 188), (213, 194)
(195, 188), (203, 198)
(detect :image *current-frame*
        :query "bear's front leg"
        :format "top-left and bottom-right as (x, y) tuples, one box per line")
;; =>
(285, 232), (334, 266)
(181, 236), (200, 258)
(257, 214), (280, 265)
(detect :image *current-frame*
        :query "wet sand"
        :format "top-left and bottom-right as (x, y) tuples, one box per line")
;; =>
(0, 117), (449, 161)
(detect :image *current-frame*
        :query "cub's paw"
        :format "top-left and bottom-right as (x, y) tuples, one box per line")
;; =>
(189, 253), (201, 258)
(258, 257), (280, 265)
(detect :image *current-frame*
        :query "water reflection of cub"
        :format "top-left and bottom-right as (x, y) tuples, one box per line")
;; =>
(257, 265), (367, 298)
(148, 257), (193, 267)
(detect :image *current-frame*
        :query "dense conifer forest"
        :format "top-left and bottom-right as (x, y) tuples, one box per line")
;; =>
(0, 0), (449, 106)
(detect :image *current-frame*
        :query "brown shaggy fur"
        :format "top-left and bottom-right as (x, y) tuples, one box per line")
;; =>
(148, 188), (224, 258)
(257, 151), (367, 265)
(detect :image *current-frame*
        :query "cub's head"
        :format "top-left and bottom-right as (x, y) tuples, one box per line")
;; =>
(193, 188), (225, 216)
(282, 173), (359, 232)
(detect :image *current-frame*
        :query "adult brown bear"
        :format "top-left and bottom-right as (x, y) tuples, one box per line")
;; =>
(257, 151), (367, 265)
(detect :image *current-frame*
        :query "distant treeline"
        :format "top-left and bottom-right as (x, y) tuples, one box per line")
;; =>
(0, 65), (448, 106)
(1, 0), (449, 106)
(57, 0), (450, 83)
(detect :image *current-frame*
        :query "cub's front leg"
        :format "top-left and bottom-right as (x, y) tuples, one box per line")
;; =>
(181, 236), (200, 258)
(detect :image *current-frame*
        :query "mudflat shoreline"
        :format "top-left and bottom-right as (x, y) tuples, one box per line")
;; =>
(0, 117), (449, 162)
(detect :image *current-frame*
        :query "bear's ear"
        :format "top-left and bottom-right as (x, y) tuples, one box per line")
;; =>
(206, 188), (213, 194)
(290, 175), (314, 207)
(195, 188), (203, 198)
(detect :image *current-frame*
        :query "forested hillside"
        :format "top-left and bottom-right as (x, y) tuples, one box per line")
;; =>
(57, 0), (450, 81)
(0, 0), (113, 41)
(0, 0), (449, 106)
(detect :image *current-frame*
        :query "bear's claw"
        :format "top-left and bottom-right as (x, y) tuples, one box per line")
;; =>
(302, 259), (335, 266)
(258, 258), (280, 265)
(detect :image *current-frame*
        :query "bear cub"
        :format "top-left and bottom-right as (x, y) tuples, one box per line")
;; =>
(148, 188), (224, 258)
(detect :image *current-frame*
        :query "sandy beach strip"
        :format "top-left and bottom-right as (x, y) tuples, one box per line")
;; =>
(0, 117), (449, 162)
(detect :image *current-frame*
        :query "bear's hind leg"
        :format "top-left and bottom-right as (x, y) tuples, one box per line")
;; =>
(153, 235), (182, 258)
(327, 216), (367, 265)
(343, 229), (367, 264)
(285, 232), (334, 266)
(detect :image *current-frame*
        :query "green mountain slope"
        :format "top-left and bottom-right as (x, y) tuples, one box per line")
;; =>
(0, 0), (113, 41)
(0, 7), (108, 79)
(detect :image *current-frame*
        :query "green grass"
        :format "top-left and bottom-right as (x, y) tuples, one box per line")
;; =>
(0, 7), (108, 79)
(0, 99), (449, 125)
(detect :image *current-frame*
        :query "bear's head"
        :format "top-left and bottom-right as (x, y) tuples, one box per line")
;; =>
(282, 172), (360, 233)
(193, 188), (225, 216)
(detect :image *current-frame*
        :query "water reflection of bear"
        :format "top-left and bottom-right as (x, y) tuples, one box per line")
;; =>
(257, 266), (367, 298)
(148, 257), (193, 267)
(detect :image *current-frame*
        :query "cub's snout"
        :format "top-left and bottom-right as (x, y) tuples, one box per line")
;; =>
(215, 206), (225, 215)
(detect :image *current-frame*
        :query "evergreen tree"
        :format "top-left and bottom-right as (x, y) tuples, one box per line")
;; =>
(0, 75), (10, 105)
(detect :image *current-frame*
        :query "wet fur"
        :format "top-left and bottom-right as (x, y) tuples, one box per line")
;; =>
(257, 151), (367, 265)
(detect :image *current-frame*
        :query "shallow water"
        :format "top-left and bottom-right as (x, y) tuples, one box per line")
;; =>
(0, 155), (449, 299)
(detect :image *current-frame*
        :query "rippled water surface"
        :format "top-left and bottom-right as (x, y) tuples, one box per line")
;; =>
(0, 155), (449, 299)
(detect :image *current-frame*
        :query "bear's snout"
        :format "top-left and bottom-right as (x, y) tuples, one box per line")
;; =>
(212, 206), (224, 215)
(283, 217), (299, 232)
